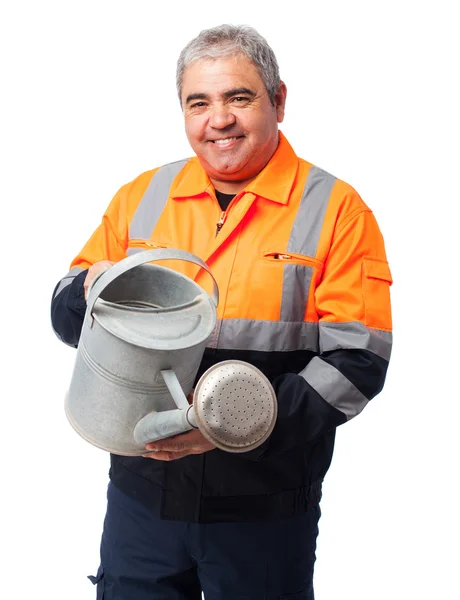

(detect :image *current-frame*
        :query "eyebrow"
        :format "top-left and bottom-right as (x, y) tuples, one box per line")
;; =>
(185, 87), (257, 106)
(222, 87), (256, 100)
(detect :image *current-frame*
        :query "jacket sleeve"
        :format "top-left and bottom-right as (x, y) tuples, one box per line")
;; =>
(51, 269), (88, 347)
(50, 187), (129, 347)
(259, 207), (393, 458)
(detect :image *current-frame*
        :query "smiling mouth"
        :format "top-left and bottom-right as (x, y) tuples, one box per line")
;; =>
(210, 136), (244, 144)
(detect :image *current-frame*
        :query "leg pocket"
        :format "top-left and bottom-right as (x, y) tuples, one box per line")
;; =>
(88, 565), (107, 600)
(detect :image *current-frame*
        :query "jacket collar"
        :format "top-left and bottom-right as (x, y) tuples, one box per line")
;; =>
(171, 131), (299, 205)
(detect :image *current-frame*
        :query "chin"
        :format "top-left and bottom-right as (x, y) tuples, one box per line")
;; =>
(210, 168), (247, 182)
(207, 158), (248, 176)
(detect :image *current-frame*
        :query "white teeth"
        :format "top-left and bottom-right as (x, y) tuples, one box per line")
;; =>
(214, 137), (239, 145)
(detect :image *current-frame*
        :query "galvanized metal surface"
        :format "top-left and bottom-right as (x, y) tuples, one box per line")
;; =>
(65, 249), (278, 457)
(65, 249), (218, 455)
(193, 360), (278, 453)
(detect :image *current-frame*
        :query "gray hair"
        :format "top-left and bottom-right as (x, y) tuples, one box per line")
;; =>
(176, 24), (280, 106)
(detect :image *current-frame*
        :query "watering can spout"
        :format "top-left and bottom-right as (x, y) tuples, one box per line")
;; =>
(133, 407), (194, 445)
(132, 369), (199, 445)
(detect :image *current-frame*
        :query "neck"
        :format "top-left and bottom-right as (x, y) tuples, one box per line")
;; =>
(209, 176), (255, 195)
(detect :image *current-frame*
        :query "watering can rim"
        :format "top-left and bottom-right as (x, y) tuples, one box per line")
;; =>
(86, 248), (219, 317)
(85, 249), (219, 350)
(90, 293), (217, 351)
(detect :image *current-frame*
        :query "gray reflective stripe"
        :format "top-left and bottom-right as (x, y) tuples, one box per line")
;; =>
(215, 319), (319, 352)
(319, 322), (392, 361)
(280, 264), (314, 322)
(287, 166), (337, 256)
(213, 318), (391, 357)
(300, 357), (369, 420)
(129, 159), (188, 240)
(53, 267), (86, 298)
(281, 167), (336, 321)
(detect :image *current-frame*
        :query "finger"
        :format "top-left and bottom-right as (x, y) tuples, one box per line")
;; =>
(146, 441), (189, 453)
(146, 434), (191, 452)
(84, 262), (115, 299)
(83, 276), (91, 300)
(83, 272), (100, 300)
(142, 451), (174, 461)
(143, 450), (193, 461)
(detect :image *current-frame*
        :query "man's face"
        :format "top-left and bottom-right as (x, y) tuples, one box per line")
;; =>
(181, 55), (287, 193)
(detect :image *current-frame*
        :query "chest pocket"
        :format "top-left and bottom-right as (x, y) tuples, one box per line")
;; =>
(127, 238), (170, 255)
(126, 238), (210, 293)
(263, 252), (323, 322)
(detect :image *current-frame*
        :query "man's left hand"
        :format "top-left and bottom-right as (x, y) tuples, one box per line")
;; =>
(143, 430), (216, 461)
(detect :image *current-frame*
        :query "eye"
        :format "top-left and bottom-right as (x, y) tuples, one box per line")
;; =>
(229, 96), (252, 107)
(190, 101), (207, 109)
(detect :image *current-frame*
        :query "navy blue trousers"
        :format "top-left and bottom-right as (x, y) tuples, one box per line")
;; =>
(89, 482), (320, 599)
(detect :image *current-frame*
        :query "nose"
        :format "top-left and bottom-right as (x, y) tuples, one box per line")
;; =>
(208, 104), (236, 129)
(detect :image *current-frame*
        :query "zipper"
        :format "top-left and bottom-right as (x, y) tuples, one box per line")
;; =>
(263, 251), (323, 269)
(216, 211), (227, 236)
(214, 191), (243, 236)
(128, 239), (168, 249)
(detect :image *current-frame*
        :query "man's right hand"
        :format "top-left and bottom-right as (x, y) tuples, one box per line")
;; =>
(84, 261), (115, 300)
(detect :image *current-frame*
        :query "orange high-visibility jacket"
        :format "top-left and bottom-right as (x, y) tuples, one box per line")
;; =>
(52, 132), (392, 522)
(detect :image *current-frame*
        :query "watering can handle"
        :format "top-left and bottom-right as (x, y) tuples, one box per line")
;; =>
(86, 248), (219, 316)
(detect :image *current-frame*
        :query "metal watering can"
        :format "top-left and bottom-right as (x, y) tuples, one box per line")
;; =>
(65, 249), (277, 456)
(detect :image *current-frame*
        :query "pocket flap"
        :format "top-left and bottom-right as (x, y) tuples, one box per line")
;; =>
(88, 565), (104, 585)
(363, 257), (393, 284)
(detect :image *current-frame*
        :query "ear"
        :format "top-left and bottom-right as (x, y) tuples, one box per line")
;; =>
(275, 81), (287, 123)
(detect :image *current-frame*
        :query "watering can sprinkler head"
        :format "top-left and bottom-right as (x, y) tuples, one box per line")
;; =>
(133, 361), (277, 453)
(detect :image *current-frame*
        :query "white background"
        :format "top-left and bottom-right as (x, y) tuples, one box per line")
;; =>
(1, 1), (459, 598)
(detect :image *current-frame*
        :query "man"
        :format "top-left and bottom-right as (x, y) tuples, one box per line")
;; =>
(51, 24), (392, 600)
